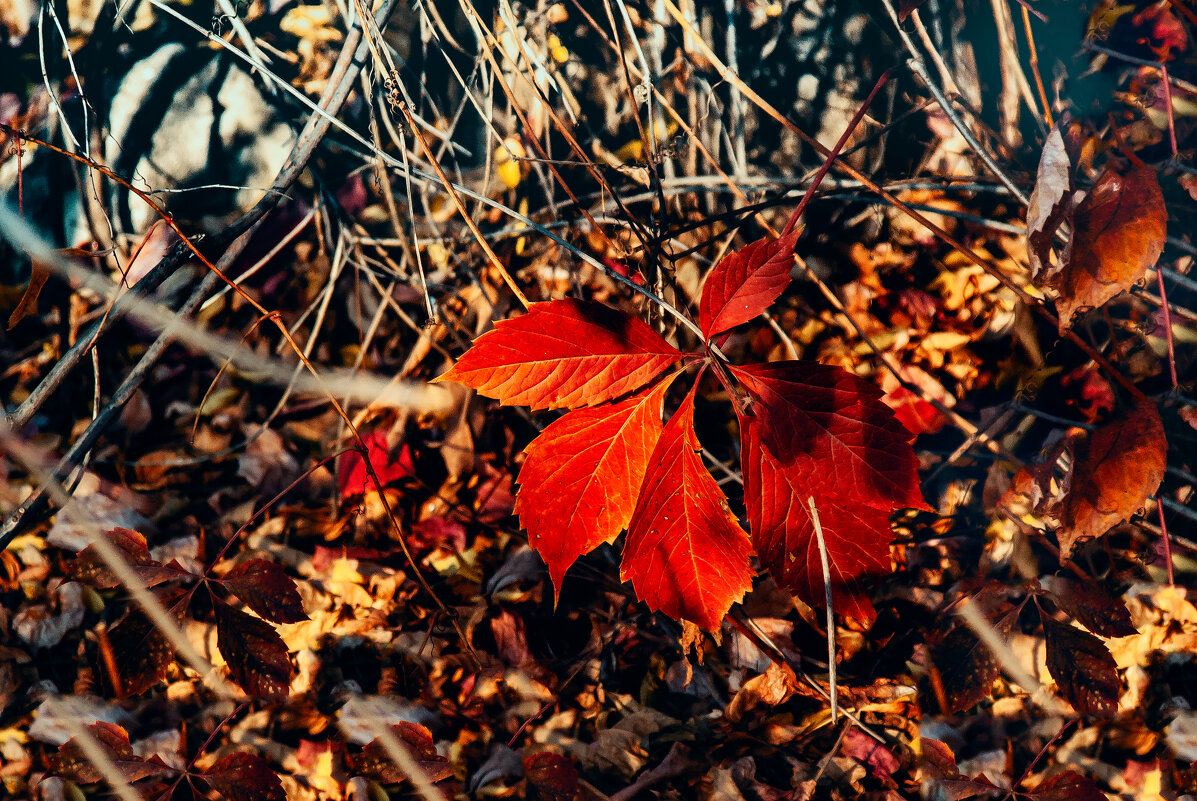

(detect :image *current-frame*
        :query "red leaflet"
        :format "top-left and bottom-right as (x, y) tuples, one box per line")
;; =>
(732, 361), (928, 511)
(219, 558), (308, 624)
(339, 430), (415, 498)
(516, 373), (679, 599)
(698, 230), (799, 339)
(435, 299), (684, 410)
(741, 420), (893, 621)
(203, 753), (286, 801)
(620, 388), (753, 630)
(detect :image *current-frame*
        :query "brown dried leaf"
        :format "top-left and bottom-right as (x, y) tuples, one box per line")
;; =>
(1027, 126), (1073, 280)
(1055, 398), (1166, 558)
(107, 607), (177, 696)
(1043, 618), (1120, 717)
(934, 625), (1000, 714)
(212, 601), (292, 701)
(202, 752), (286, 801)
(68, 527), (182, 589)
(1033, 770), (1107, 801)
(1049, 578), (1136, 638)
(219, 559), (307, 624)
(52, 722), (170, 785)
(7, 262), (50, 330)
(348, 722), (454, 785)
(1051, 165), (1167, 329)
(522, 752), (579, 800)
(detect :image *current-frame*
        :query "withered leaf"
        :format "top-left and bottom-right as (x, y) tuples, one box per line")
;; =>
(1055, 397), (1166, 558)
(107, 606), (178, 696)
(68, 527), (184, 589)
(348, 722), (454, 784)
(1051, 165), (1167, 329)
(1027, 126), (1073, 280)
(1043, 618), (1120, 717)
(7, 262), (50, 330)
(523, 752), (579, 800)
(202, 752), (286, 801)
(1034, 770), (1107, 801)
(933, 625), (1000, 714)
(218, 559), (307, 624)
(1049, 578), (1136, 638)
(213, 601), (292, 701)
(52, 721), (171, 785)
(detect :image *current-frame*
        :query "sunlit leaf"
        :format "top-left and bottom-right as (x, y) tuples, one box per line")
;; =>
(435, 299), (684, 410)
(620, 388), (753, 630)
(516, 373), (678, 599)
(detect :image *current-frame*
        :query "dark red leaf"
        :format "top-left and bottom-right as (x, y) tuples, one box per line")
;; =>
(203, 752), (285, 801)
(107, 606), (178, 696)
(933, 625), (1000, 714)
(1034, 770), (1107, 801)
(698, 231), (798, 339)
(435, 299), (684, 410)
(523, 752), (579, 800)
(516, 374), (677, 599)
(68, 527), (183, 589)
(213, 601), (292, 701)
(1049, 578), (1136, 638)
(339, 431), (415, 498)
(349, 722), (454, 785)
(621, 388), (753, 630)
(841, 727), (899, 782)
(219, 559), (307, 624)
(52, 722), (171, 785)
(742, 420), (893, 621)
(1043, 618), (1120, 717)
(732, 360), (928, 512)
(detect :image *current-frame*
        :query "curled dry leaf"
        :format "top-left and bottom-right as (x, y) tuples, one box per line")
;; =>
(1050, 165), (1167, 329)
(348, 721), (454, 785)
(1026, 126), (1073, 281)
(1054, 397), (1166, 558)
(1043, 618), (1120, 718)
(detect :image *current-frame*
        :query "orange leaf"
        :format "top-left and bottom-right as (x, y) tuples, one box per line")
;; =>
(620, 387), (753, 630)
(741, 420), (894, 621)
(1052, 165), (1167, 329)
(1055, 397), (1166, 557)
(436, 299), (683, 410)
(516, 372), (679, 600)
(698, 230), (798, 339)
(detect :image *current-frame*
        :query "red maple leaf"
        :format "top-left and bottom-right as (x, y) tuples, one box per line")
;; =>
(435, 298), (684, 410)
(620, 386), (754, 629)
